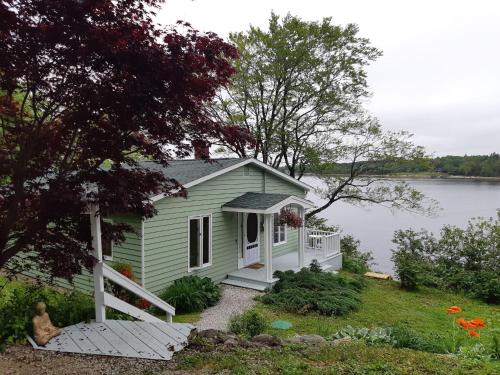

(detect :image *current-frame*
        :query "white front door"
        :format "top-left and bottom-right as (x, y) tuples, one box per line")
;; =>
(243, 212), (260, 266)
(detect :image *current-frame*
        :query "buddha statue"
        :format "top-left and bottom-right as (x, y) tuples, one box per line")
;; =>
(32, 302), (61, 346)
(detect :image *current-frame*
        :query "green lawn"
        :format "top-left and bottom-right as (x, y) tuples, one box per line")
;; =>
(255, 279), (498, 345)
(172, 311), (201, 323)
(175, 341), (499, 375)
(173, 278), (499, 375)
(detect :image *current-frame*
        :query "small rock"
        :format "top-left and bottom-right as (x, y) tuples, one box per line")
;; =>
(286, 334), (326, 344)
(223, 337), (239, 347)
(251, 334), (282, 347)
(331, 337), (352, 346)
(237, 338), (260, 348)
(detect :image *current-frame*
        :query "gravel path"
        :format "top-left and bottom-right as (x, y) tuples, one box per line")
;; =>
(0, 345), (184, 375)
(194, 285), (263, 331)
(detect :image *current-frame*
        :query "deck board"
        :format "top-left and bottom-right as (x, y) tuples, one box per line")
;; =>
(135, 321), (184, 351)
(117, 321), (173, 359)
(28, 320), (193, 361)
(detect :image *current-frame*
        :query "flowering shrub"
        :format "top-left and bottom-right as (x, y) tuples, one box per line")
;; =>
(278, 209), (303, 229)
(108, 263), (152, 310)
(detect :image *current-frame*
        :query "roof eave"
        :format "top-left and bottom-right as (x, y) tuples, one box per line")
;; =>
(149, 158), (312, 203)
(221, 195), (316, 214)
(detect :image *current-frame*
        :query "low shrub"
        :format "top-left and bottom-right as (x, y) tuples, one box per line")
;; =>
(457, 343), (494, 364)
(340, 235), (374, 274)
(391, 218), (500, 303)
(229, 310), (267, 338)
(157, 275), (221, 314)
(334, 324), (448, 354)
(390, 324), (448, 353)
(334, 326), (395, 346)
(391, 250), (423, 291)
(258, 264), (365, 316)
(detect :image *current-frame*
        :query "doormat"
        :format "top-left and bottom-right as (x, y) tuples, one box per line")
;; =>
(246, 263), (264, 269)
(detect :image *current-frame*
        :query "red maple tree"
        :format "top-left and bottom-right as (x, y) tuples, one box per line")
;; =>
(0, 0), (251, 280)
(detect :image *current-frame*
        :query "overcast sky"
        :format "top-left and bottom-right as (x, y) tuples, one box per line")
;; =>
(157, 0), (500, 156)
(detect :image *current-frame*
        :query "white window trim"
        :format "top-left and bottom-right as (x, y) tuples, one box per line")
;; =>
(187, 213), (213, 272)
(273, 214), (287, 246)
(103, 242), (113, 261)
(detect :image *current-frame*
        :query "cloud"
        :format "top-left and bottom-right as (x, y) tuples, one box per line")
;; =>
(157, 0), (500, 155)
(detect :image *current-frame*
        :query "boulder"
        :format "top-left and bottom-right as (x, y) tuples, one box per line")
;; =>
(223, 337), (239, 347)
(197, 329), (228, 344)
(251, 334), (282, 347)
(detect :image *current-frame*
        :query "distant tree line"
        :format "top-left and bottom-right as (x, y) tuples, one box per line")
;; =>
(310, 154), (500, 177)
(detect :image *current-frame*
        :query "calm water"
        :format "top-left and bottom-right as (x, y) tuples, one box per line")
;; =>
(304, 177), (500, 274)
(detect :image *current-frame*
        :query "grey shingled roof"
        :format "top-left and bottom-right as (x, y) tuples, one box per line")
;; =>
(138, 158), (244, 185)
(223, 192), (292, 210)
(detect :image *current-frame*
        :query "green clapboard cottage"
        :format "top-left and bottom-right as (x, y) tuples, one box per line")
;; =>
(28, 157), (342, 295)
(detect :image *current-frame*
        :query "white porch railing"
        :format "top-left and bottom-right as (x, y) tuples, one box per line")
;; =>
(305, 229), (341, 259)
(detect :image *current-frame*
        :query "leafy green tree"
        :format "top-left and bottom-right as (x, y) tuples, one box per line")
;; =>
(211, 13), (381, 176)
(212, 13), (435, 217)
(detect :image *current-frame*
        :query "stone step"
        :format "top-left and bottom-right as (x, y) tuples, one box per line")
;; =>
(220, 278), (269, 291)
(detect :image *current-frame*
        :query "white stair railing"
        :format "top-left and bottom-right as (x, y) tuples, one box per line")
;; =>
(305, 229), (341, 258)
(101, 263), (175, 323)
(89, 204), (175, 323)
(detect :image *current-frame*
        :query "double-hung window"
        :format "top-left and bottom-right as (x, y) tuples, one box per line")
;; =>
(273, 213), (287, 245)
(188, 214), (212, 271)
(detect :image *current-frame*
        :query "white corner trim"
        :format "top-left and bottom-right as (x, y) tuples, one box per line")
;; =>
(140, 220), (145, 287)
(149, 158), (312, 202)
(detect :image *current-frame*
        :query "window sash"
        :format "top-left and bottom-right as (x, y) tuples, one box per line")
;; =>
(101, 218), (113, 260)
(273, 213), (287, 245)
(188, 215), (211, 270)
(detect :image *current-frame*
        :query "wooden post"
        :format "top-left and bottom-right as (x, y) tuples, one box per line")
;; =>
(298, 207), (305, 268)
(90, 204), (106, 323)
(263, 214), (273, 282)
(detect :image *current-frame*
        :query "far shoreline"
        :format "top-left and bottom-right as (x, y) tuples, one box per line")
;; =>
(305, 173), (500, 182)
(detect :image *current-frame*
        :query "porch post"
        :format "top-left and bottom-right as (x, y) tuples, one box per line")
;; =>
(90, 204), (106, 323)
(298, 206), (305, 268)
(263, 213), (273, 282)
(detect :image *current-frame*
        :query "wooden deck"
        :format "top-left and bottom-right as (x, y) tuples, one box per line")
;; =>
(27, 320), (194, 361)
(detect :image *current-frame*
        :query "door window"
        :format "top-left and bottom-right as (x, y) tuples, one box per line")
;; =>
(246, 213), (258, 243)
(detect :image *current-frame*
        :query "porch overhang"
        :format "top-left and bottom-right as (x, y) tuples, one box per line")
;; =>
(221, 192), (315, 214)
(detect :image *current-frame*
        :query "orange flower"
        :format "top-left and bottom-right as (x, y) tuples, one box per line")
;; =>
(456, 317), (475, 329)
(468, 330), (480, 337)
(447, 306), (462, 314)
(469, 318), (485, 329)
